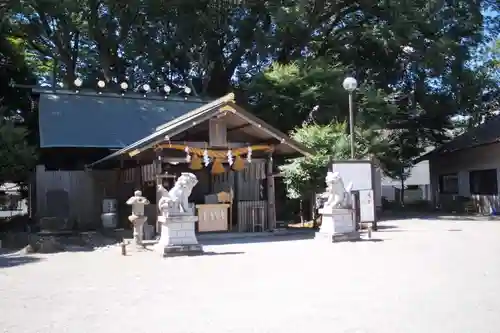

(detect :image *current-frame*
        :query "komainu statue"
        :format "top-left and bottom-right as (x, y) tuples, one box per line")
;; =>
(319, 171), (353, 209)
(158, 173), (198, 215)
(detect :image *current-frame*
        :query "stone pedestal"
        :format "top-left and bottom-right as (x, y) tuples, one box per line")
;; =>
(156, 214), (203, 257)
(128, 215), (147, 246)
(315, 208), (360, 242)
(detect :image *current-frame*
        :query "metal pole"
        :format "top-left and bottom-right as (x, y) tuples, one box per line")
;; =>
(348, 92), (355, 159)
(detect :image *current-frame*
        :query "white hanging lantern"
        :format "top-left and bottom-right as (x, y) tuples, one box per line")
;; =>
(247, 146), (252, 163)
(227, 149), (234, 166)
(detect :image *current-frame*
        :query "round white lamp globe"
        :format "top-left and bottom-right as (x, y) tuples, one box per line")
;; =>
(142, 83), (151, 92)
(97, 80), (106, 88)
(120, 82), (128, 90)
(74, 78), (83, 87)
(163, 85), (171, 94)
(342, 77), (357, 92)
(184, 86), (191, 94)
(402, 45), (415, 55)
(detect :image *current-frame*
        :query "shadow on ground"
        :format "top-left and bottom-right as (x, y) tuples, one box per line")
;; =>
(374, 224), (407, 233)
(200, 251), (244, 256)
(198, 231), (316, 245)
(375, 225), (398, 230)
(358, 238), (384, 242)
(380, 211), (500, 222)
(0, 255), (43, 268)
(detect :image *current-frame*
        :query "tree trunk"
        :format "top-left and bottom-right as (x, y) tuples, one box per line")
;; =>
(400, 172), (405, 207)
(51, 58), (58, 88)
(206, 61), (232, 97)
(299, 199), (304, 225)
(311, 193), (317, 228)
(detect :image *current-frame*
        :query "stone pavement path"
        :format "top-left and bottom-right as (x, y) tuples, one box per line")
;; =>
(1, 218), (500, 333)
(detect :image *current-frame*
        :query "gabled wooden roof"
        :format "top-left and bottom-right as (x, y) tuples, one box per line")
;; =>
(88, 93), (312, 167)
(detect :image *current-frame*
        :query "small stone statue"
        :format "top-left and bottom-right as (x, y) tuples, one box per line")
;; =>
(158, 173), (198, 216)
(126, 190), (150, 245)
(319, 171), (353, 209)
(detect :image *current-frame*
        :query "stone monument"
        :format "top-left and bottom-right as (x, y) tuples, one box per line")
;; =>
(126, 190), (150, 246)
(156, 172), (203, 257)
(315, 171), (360, 242)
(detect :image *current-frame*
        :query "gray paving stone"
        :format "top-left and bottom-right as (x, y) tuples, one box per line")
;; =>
(1, 218), (500, 333)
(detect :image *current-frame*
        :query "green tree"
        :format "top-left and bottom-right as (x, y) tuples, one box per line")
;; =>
(244, 58), (398, 133)
(0, 27), (38, 186)
(0, 106), (37, 184)
(279, 123), (391, 223)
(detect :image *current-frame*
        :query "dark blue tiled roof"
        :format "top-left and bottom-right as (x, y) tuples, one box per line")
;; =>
(38, 92), (206, 148)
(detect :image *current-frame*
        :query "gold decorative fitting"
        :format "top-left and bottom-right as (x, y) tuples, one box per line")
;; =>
(128, 149), (141, 157)
(219, 105), (237, 113)
(224, 92), (236, 103)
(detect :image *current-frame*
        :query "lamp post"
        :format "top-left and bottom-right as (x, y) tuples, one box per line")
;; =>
(342, 76), (358, 159)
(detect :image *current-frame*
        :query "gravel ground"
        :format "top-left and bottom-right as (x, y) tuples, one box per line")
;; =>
(1, 218), (500, 333)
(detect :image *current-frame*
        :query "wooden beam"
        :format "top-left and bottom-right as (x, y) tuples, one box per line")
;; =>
(227, 123), (252, 133)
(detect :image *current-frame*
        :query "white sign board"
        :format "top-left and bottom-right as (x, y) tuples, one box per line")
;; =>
(331, 161), (373, 191)
(359, 189), (375, 222)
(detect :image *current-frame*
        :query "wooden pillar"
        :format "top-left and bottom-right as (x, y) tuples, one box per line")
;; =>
(154, 151), (162, 234)
(118, 156), (125, 228)
(266, 153), (276, 230)
(134, 160), (142, 190)
(233, 169), (239, 232)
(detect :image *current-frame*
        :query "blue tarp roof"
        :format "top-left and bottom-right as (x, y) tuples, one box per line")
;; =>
(38, 92), (206, 148)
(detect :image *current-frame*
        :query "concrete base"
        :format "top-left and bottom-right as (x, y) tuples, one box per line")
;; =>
(157, 214), (202, 257)
(316, 208), (360, 243)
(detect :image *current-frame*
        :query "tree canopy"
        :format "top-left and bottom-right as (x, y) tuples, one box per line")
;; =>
(2, 0), (499, 189)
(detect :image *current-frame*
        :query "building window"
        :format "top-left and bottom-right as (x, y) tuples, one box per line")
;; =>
(439, 174), (459, 194)
(469, 169), (498, 195)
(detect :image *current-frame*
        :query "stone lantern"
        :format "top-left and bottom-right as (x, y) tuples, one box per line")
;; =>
(126, 190), (150, 246)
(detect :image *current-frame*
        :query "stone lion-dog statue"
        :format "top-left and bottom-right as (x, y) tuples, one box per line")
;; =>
(158, 172), (198, 214)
